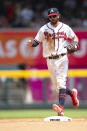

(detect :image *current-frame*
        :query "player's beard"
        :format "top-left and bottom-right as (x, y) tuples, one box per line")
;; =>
(50, 18), (59, 25)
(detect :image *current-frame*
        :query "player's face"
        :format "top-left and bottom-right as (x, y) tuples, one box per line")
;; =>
(48, 14), (60, 25)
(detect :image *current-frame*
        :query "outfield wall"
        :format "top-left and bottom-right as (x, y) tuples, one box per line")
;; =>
(0, 29), (87, 68)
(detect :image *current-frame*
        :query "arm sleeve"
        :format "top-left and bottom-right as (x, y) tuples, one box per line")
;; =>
(66, 26), (79, 44)
(67, 26), (76, 39)
(35, 27), (45, 43)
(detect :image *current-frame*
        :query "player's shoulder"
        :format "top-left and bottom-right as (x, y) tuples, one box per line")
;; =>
(62, 22), (71, 28)
(42, 23), (49, 28)
(39, 23), (49, 31)
(62, 22), (74, 32)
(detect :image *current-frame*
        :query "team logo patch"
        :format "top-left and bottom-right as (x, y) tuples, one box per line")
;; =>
(50, 9), (54, 13)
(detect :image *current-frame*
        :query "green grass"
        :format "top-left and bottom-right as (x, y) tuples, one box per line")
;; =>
(0, 109), (87, 119)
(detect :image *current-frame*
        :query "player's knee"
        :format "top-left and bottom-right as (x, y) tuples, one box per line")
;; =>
(56, 79), (66, 89)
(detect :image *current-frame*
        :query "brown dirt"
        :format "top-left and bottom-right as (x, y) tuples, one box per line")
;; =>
(0, 118), (87, 131)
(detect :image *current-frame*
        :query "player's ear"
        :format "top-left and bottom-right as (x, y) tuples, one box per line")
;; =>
(58, 13), (61, 18)
(58, 13), (61, 20)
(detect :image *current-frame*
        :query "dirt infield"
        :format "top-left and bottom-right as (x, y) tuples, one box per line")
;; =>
(0, 118), (87, 131)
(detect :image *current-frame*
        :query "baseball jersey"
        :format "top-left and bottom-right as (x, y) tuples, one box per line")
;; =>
(35, 22), (76, 58)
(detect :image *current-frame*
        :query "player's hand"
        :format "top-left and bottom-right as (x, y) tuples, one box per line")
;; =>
(26, 39), (33, 47)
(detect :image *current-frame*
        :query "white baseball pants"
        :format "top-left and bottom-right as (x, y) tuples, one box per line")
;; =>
(46, 55), (68, 91)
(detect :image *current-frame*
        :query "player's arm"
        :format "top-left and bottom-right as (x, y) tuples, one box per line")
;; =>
(65, 35), (79, 54)
(30, 27), (44, 47)
(26, 39), (40, 48)
(26, 27), (44, 48)
(65, 26), (79, 54)
(32, 27), (45, 47)
(71, 35), (79, 51)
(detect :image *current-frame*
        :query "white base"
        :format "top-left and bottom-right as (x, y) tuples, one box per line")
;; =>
(44, 116), (72, 122)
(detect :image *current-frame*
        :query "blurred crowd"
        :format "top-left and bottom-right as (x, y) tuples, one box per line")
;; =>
(0, 0), (87, 29)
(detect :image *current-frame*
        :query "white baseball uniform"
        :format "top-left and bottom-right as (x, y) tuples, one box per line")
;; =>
(35, 22), (76, 90)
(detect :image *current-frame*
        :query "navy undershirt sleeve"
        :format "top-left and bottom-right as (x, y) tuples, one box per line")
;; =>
(32, 40), (39, 47)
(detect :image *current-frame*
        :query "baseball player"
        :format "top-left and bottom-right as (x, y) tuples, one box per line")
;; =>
(27, 8), (79, 116)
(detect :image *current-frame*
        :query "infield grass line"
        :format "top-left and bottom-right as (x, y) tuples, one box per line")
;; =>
(0, 109), (87, 119)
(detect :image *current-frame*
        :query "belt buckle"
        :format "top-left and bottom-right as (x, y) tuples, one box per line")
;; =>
(52, 55), (58, 59)
(55, 55), (59, 59)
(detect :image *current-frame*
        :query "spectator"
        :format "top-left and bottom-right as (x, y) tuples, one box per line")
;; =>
(6, 1), (15, 24)
(0, 16), (11, 28)
(0, 0), (87, 28)
(20, 5), (34, 26)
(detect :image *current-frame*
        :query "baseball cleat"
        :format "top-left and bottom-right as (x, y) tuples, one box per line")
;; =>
(71, 88), (79, 108)
(53, 104), (64, 116)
